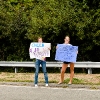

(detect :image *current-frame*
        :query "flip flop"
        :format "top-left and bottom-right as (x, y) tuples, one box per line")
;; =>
(58, 82), (63, 85)
(68, 83), (72, 85)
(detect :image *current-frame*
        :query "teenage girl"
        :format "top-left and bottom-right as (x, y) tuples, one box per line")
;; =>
(58, 36), (76, 85)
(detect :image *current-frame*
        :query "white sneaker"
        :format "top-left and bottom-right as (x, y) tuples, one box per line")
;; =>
(35, 84), (38, 87)
(45, 84), (48, 87)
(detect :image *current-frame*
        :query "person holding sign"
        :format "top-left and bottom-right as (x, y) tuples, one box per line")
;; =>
(34, 37), (50, 87)
(57, 36), (77, 85)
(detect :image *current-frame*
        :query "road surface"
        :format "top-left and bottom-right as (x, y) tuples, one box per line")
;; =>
(0, 85), (100, 100)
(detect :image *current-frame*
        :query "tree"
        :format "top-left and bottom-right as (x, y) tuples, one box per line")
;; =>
(0, 0), (100, 61)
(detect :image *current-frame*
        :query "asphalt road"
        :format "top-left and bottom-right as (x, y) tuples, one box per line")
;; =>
(0, 85), (100, 100)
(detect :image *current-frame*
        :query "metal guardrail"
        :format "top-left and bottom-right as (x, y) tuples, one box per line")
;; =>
(0, 61), (100, 74)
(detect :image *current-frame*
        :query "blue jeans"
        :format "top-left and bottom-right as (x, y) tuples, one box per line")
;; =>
(34, 59), (48, 84)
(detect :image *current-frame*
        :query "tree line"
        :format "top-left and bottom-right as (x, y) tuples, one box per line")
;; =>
(0, 0), (100, 61)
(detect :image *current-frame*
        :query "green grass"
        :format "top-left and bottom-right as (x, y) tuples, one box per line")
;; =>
(64, 78), (86, 84)
(49, 80), (58, 83)
(90, 86), (98, 90)
(0, 78), (97, 85)
(0, 79), (33, 82)
(0, 72), (100, 86)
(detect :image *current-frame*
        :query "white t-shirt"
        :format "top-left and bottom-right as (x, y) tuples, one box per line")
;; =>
(63, 43), (72, 46)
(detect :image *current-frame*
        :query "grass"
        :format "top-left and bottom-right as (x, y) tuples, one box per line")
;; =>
(48, 80), (58, 83)
(0, 79), (33, 82)
(64, 78), (84, 84)
(0, 72), (100, 85)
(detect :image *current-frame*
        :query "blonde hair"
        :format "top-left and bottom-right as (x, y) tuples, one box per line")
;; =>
(38, 37), (42, 40)
(65, 35), (70, 39)
(65, 36), (70, 39)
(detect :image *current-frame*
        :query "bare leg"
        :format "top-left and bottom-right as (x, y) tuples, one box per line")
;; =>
(58, 63), (68, 84)
(69, 63), (74, 84)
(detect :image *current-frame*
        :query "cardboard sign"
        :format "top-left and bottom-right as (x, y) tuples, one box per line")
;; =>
(55, 44), (78, 62)
(29, 42), (51, 60)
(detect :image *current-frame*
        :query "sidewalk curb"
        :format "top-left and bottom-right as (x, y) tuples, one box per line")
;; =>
(0, 82), (100, 89)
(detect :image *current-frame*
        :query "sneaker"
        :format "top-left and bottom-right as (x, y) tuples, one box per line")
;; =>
(35, 84), (38, 87)
(45, 84), (48, 87)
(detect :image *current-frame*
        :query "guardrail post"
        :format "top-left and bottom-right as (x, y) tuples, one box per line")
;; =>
(88, 68), (92, 74)
(15, 67), (18, 73)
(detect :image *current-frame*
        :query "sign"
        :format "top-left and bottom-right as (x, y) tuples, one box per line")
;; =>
(55, 44), (78, 62)
(29, 42), (51, 60)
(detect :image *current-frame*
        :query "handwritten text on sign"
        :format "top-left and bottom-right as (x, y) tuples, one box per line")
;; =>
(55, 44), (78, 62)
(29, 42), (51, 59)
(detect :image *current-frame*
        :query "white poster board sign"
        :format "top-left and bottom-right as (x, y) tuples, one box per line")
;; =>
(29, 42), (51, 60)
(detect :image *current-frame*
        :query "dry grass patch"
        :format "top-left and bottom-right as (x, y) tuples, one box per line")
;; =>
(0, 72), (100, 84)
